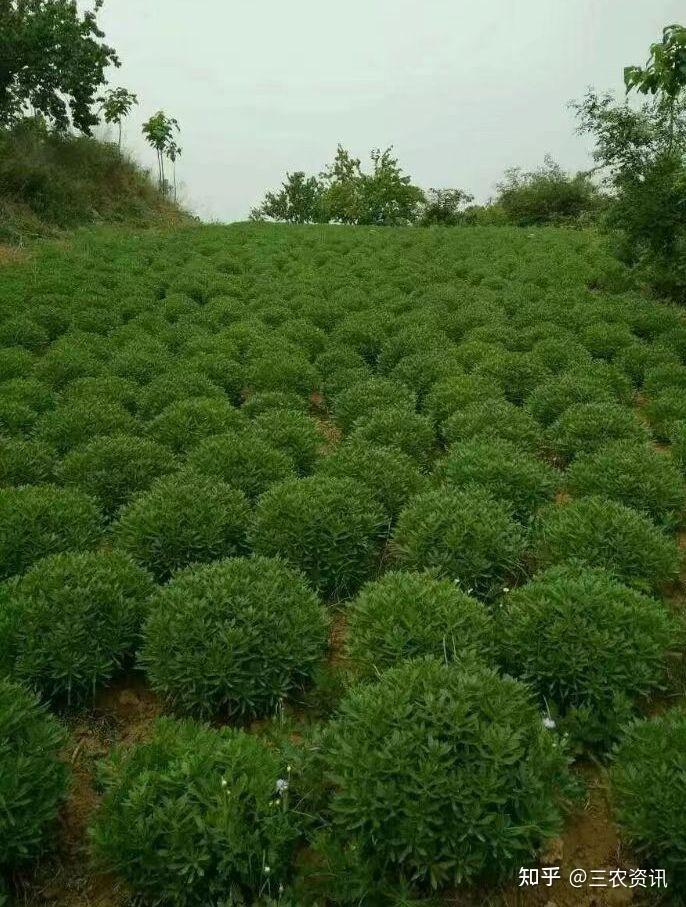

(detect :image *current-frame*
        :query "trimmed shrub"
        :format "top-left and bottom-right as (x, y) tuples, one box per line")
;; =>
(618, 345), (680, 388)
(111, 473), (250, 581)
(532, 496), (680, 593)
(349, 407), (436, 466)
(545, 402), (649, 463)
(33, 400), (139, 455)
(324, 658), (572, 890)
(246, 352), (319, 397)
(33, 342), (104, 389)
(90, 719), (300, 904)
(346, 571), (495, 676)
(57, 435), (178, 515)
(499, 566), (678, 751)
(0, 551), (154, 705)
(0, 438), (55, 486)
(566, 441), (686, 529)
(136, 371), (225, 419)
(0, 347), (34, 381)
(251, 476), (385, 599)
(61, 375), (139, 412)
(422, 374), (503, 427)
(0, 377), (53, 414)
(0, 316), (48, 351)
(441, 399), (541, 451)
(0, 679), (68, 871)
(389, 349), (461, 400)
(332, 378), (416, 433)
(473, 350), (551, 404)
(315, 440), (427, 520)
(140, 556), (328, 718)
(671, 420), (686, 474)
(146, 397), (246, 453)
(644, 389), (686, 441)
(187, 431), (295, 500)
(391, 487), (527, 599)
(610, 710), (686, 891)
(0, 484), (102, 580)
(251, 409), (323, 474)
(109, 341), (172, 385)
(526, 365), (632, 426)
(643, 363), (686, 397)
(580, 321), (635, 361)
(435, 438), (560, 521)
(529, 337), (593, 375)
(241, 390), (309, 418)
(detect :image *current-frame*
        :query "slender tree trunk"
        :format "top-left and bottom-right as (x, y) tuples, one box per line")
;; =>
(118, 121), (122, 150)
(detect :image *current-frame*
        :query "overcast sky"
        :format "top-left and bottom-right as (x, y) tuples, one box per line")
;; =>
(97, 1), (683, 222)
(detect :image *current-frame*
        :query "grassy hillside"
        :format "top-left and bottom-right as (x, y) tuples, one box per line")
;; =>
(0, 121), (187, 244)
(1, 222), (685, 905)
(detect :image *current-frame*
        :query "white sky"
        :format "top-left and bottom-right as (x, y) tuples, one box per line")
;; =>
(97, 0), (684, 222)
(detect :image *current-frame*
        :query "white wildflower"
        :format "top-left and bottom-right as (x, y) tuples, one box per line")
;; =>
(275, 778), (289, 794)
(542, 716), (556, 730)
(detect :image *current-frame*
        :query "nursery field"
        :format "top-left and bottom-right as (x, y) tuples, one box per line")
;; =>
(1, 222), (686, 906)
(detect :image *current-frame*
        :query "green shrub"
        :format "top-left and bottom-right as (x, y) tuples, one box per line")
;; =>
(0, 551), (154, 706)
(499, 566), (678, 751)
(643, 363), (686, 397)
(0, 438), (54, 486)
(140, 556), (328, 718)
(389, 349), (461, 400)
(315, 440), (427, 520)
(436, 438), (560, 521)
(670, 421), (686, 474)
(187, 431), (295, 500)
(61, 375), (139, 412)
(644, 389), (686, 440)
(529, 337), (593, 375)
(241, 390), (309, 418)
(331, 310), (392, 363)
(0, 316), (49, 351)
(580, 321), (635, 361)
(346, 571), (495, 677)
(566, 441), (686, 529)
(324, 658), (572, 890)
(246, 352), (319, 397)
(618, 345), (680, 388)
(0, 347), (34, 381)
(610, 710), (686, 892)
(0, 484), (102, 580)
(90, 718), (300, 905)
(251, 409), (323, 474)
(441, 399), (541, 451)
(146, 396), (246, 453)
(57, 435), (178, 515)
(532, 496), (680, 593)
(545, 402), (649, 463)
(391, 487), (527, 599)
(333, 378), (416, 433)
(0, 377), (53, 414)
(349, 407), (435, 466)
(251, 476), (384, 599)
(0, 679), (68, 871)
(526, 365), (633, 426)
(496, 157), (599, 225)
(422, 374), (503, 427)
(111, 473), (250, 581)
(136, 371), (225, 419)
(33, 400), (139, 455)
(33, 341), (105, 389)
(109, 341), (172, 385)
(473, 350), (551, 404)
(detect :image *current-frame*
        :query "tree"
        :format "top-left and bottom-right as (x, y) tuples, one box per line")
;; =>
(420, 188), (475, 225)
(495, 156), (600, 225)
(320, 145), (365, 224)
(0, 0), (119, 134)
(625, 24), (686, 148)
(250, 171), (325, 223)
(142, 111), (181, 197)
(98, 86), (137, 149)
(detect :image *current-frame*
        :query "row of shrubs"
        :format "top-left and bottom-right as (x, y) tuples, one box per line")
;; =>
(1, 225), (686, 901)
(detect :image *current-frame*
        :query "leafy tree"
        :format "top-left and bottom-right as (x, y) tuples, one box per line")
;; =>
(625, 23), (686, 147)
(250, 170), (325, 223)
(419, 187), (475, 225)
(99, 86), (137, 148)
(319, 145), (364, 224)
(0, 0), (118, 134)
(495, 155), (600, 225)
(142, 110), (181, 197)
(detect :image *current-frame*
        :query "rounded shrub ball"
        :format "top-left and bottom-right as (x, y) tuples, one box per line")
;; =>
(333, 378), (416, 433)
(33, 400), (140, 455)
(499, 566), (679, 751)
(545, 402), (649, 463)
(111, 472), (250, 581)
(61, 375), (139, 412)
(0, 347), (34, 381)
(442, 399), (540, 451)
(315, 440), (428, 520)
(526, 365), (632, 426)
(140, 556), (328, 718)
(0, 551), (155, 706)
(0, 438), (55, 486)
(147, 396), (246, 453)
(135, 370), (225, 419)
(57, 435), (179, 515)
(391, 487), (527, 599)
(566, 441), (686, 529)
(423, 374), (503, 427)
(90, 718), (300, 905)
(324, 658), (572, 890)
(473, 349), (551, 404)
(532, 496), (680, 593)
(251, 408), (322, 474)
(610, 710), (686, 891)
(346, 571), (495, 677)
(241, 390), (309, 418)
(251, 476), (384, 599)
(644, 389), (686, 440)
(246, 351), (319, 397)
(436, 438), (560, 521)
(349, 407), (436, 466)
(0, 679), (68, 872)
(0, 484), (102, 580)
(670, 420), (686, 474)
(186, 431), (295, 500)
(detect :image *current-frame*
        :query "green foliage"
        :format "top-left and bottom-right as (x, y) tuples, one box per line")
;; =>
(142, 110), (181, 196)
(346, 571), (495, 677)
(111, 472), (250, 581)
(496, 156), (601, 225)
(566, 440), (686, 528)
(670, 420), (686, 472)
(644, 388), (686, 439)
(140, 556), (328, 718)
(187, 431), (295, 500)
(0, 484), (101, 580)
(0, 437), (54, 486)
(240, 390), (309, 418)
(499, 566), (679, 751)
(350, 407), (436, 466)
(526, 364), (633, 425)
(391, 487), (527, 599)
(250, 408), (322, 473)
(135, 370), (224, 419)
(532, 496), (680, 592)
(250, 170), (326, 224)
(423, 373), (504, 427)
(98, 87), (138, 148)
(333, 377), (416, 432)
(441, 399), (541, 451)
(436, 438), (560, 521)
(146, 396), (245, 453)
(324, 658), (573, 890)
(545, 401), (650, 463)
(90, 718), (301, 905)
(419, 188), (475, 225)
(0, 679), (68, 871)
(251, 476), (385, 599)
(0, 551), (154, 705)
(610, 709), (686, 891)
(33, 399), (139, 454)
